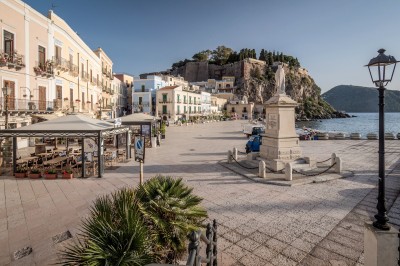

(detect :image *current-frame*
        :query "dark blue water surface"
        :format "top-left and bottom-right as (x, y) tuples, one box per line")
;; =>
(295, 113), (400, 135)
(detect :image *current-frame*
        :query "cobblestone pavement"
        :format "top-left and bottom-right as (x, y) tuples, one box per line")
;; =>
(1, 120), (400, 265)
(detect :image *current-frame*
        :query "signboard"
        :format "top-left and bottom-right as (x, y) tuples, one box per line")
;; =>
(134, 135), (145, 162)
(84, 138), (97, 152)
(114, 118), (122, 127)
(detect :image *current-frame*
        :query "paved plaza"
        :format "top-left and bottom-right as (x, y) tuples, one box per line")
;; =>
(1, 120), (400, 265)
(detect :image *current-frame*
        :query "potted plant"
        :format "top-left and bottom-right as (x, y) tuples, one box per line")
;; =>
(15, 166), (27, 178)
(29, 168), (41, 179)
(160, 122), (166, 139)
(62, 168), (73, 179)
(45, 169), (57, 179)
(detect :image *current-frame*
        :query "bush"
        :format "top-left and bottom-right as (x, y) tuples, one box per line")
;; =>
(135, 175), (207, 263)
(59, 176), (207, 265)
(58, 188), (154, 265)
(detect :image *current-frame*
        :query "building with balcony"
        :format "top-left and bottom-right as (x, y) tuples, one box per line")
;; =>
(133, 75), (167, 115)
(0, 0), (121, 131)
(226, 100), (254, 120)
(201, 91), (211, 116)
(114, 73), (134, 115)
(210, 96), (228, 116)
(155, 85), (203, 122)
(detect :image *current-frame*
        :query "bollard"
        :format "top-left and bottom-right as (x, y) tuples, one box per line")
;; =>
(233, 147), (238, 161)
(285, 163), (293, 181)
(305, 157), (316, 168)
(335, 157), (342, 173)
(331, 153), (336, 166)
(259, 160), (266, 178)
(227, 150), (232, 163)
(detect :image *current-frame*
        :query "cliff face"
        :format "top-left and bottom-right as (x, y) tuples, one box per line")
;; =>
(170, 58), (337, 120)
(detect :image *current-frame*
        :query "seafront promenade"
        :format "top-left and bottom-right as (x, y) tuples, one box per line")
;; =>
(1, 120), (400, 265)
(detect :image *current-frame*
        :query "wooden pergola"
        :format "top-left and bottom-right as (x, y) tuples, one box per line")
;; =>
(0, 114), (130, 178)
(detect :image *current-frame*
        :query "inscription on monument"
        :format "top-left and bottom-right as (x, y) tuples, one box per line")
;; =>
(267, 114), (278, 130)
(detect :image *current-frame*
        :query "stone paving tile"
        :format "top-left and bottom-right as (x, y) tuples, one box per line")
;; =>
(265, 238), (288, 253)
(248, 230), (270, 244)
(236, 237), (260, 252)
(282, 245), (308, 262)
(270, 253), (297, 266)
(239, 253), (271, 266)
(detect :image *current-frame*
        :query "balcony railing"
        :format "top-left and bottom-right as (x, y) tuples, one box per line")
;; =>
(0, 97), (55, 112)
(0, 50), (25, 70)
(69, 63), (79, 77)
(102, 68), (107, 75)
(92, 77), (98, 86)
(34, 61), (54, 78)
(81, 71), (89, 82)
(53, 57), (69, 71)
(159, 100), (173, 104)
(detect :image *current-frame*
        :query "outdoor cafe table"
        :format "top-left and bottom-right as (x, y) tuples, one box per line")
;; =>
(16, 156), (38, 165)
(43, 156), (68, 169)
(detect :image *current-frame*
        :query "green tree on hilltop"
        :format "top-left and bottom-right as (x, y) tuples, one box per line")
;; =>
(192, 50), (211, 62)
(259, 49), (266, 61)
(211, 45), (233, 65)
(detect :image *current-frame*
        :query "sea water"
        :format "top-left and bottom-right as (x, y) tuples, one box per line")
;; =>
(295, 113), (400, 136)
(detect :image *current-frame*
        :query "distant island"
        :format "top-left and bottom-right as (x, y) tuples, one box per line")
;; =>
(322, 85), (400, 112)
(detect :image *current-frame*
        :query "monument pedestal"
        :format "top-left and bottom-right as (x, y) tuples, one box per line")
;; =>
(260, 93), (301, 171)
(364, 222), (398, 266)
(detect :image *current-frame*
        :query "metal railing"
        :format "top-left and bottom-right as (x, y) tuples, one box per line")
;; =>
(53, 57), (69, 71)
(0, 49), (25, 70)
(69, 63), (79, 77)
(81, 71), (89, 82)
(186, 220), (217, 266)
(0, 97), (55, 112)
(34, 61), (54, 78)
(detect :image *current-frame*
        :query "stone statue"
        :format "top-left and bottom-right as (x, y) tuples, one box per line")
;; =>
(243, 95), (248, 104)
(275, 64), (285, 94)
(256, 83), (264, 104)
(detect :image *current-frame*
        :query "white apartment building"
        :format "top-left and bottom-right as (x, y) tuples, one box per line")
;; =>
(155, 86), (203, 122)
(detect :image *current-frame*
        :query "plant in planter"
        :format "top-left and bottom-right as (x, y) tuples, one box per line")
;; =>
(160, 122), (166, 139)
(29, 168), (41, 179)
(62, 168), (74, 179)
(45, 169), (58, 179)
(15, 166), (27, 178)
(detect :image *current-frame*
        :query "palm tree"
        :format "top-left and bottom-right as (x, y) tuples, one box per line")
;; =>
(135, 175), (208, 263)
(59, 188), (154, 266)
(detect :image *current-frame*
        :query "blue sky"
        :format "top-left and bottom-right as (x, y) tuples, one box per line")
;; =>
(22, 0), (400, 92)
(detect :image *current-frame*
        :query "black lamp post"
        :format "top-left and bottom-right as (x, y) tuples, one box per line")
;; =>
(2, 87), (11, 129)
(366, 48), (398, 230)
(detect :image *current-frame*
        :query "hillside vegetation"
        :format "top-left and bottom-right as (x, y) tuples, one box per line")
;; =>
(322, 85), (400, 112)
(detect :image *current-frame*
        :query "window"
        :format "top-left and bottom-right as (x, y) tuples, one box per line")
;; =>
(194, 98), (196, 104)
(56, 85), (62, 99)
(55, 45), (61, 61)
(184, 95), (187, 104)
(139, 97), (142, 105)
(189, 96), (192, 104)
(162, 94), (167, 102)
(90, 69), (93, 82)
(226, 84), (230, 88)
(177, 105), (180, 114)
(141, 85), (145, 92)
(189, 106), (191, 113)
(194, 106), (196, 113)
(4, 30), (14, 58)
(184, 106), (187, 113)
(162, 105), (167, 114)
(243, 107), (247, 113)
(177, 94), (180, 102)
(69, 54), (73, 68)
(38, 46), (46, 68)
(232, 107), (235, 112)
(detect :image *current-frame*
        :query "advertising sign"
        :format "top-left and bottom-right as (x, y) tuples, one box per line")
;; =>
(134, 135), (145, 162)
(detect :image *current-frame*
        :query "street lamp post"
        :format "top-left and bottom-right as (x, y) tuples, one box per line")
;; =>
(366, 48), (398, 230)
(2, 87), (12, 129)
(96, 101), (102, 120)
